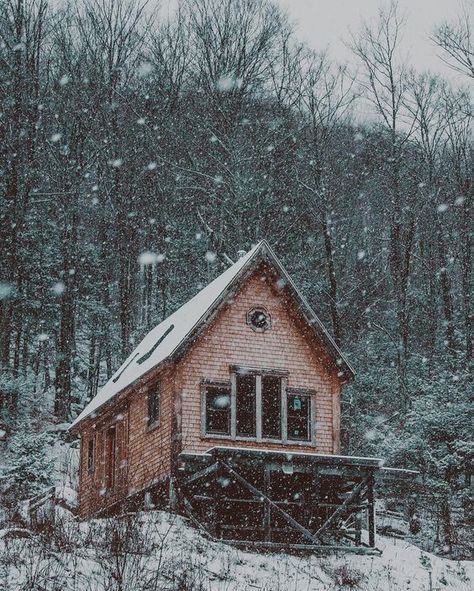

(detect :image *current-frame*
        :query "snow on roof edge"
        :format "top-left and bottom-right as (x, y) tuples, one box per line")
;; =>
(70, 241), (264, 430)
(70, 239), (354, 431)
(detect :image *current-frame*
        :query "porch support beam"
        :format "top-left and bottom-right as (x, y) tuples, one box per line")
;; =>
(183, 461), (219, 486)
(314, 477), (368, 540)
(220, 460), (322, 546)
(367, 472), (376, 547)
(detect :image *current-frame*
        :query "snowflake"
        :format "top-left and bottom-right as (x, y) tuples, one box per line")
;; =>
(0, 282), (15, 300)
(137, 61), (154, 78)
(139, 252), (164, 265)
(52, 282), (66, 295)
(216, 73), (242, 92)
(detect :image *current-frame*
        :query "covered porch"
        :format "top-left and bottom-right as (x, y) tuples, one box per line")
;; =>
(176, 446), (383, 554)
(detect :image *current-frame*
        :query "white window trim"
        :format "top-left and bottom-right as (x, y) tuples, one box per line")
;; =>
(201, 371), (316, 447)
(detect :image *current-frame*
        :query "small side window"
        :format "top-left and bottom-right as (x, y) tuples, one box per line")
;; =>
(148, 381), (160, 426)
(87, 437), (95, 474)
(106, 426), (117, 489)
(287, 392), (311, 442)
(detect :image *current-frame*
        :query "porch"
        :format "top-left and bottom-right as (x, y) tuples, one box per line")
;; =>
(176, 446), (383, 554)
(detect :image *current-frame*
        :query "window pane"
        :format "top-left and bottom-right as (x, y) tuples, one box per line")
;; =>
(262, 376), (281, 439)
(236, 374), (256, 437)
(287, 393), (310, 441)
(148, 382), (160, 425)
(205, 386), (230, 435)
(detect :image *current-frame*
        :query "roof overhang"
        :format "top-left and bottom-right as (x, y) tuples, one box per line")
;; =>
(70, 240), (354, 431)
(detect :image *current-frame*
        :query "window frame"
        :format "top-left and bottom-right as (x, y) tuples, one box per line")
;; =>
(147, 380), (161, 428)
(286, 388), (313, 443)
(201, 381), (232, 438)
(201, 369), (316, 447)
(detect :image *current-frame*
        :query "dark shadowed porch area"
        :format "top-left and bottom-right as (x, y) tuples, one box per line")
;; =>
(177, 446), (383, 554)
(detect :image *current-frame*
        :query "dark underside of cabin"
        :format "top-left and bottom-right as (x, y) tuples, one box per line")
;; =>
(176, 447), (383, 555)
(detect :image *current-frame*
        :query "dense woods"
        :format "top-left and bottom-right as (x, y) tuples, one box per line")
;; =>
(0, 0), (472, 555)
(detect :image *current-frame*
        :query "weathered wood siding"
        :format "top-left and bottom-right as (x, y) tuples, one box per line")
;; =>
(78, 367), (175, 518)
(174, 263), (341, 456)
(78, 262), (344, 518)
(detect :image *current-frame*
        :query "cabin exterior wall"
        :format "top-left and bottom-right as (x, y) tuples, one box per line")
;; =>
(174, 264), (341, 457)
(77, 367), (175, 518)
(77, 263), (343, 518)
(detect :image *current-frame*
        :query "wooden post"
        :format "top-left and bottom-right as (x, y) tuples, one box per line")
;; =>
(169, 476), (178, 513)
(214, 467), (223, 539)
(264, 464), (272, 542)
(367, 472), (376, 547)
(355, 511), (362, 546)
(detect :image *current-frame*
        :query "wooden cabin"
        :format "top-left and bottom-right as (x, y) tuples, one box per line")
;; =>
(70, 240), (382, 552)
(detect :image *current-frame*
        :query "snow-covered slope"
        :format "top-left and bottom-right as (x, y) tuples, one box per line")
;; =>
(1, 509), (472, 591)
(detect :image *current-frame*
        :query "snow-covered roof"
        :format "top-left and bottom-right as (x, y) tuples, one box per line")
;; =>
(70, 240), (354, 430)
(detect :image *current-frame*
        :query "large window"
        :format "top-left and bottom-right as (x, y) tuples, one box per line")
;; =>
(262, 375), (282, 439)
(204, 383), (231, 435)
(147, 381), (160, 426)
(236, 374), (256, 437)
(202, 370), (314, 444)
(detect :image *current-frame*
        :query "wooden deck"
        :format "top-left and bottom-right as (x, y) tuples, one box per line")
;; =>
(176, 446), (383, 554)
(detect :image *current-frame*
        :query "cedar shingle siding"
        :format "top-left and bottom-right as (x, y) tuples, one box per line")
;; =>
(76, 259), (345, 518)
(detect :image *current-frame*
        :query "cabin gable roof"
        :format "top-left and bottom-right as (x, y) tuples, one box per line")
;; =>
(70, 240), (354, 430)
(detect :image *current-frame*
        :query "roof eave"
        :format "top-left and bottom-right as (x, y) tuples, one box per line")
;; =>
(258, 241), (355, 381)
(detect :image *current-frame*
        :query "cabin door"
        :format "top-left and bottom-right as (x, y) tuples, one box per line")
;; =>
(103, 412), (129, 495)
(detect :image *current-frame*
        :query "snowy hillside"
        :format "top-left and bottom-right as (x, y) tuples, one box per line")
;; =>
(1, 509), (473, 591)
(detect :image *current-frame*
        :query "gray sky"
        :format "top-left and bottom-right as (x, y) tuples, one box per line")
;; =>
(276, 0), (463, 77)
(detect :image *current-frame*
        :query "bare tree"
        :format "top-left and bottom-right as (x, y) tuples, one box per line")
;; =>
(296, 52), (355, 346)
(433, 3), (474, 80)
(0, 0), (49, 370)
(76, 0), (153, 357)
(441, 88), (473, 363)
(404, 73), (458, 358)
(351, 0), (415, 403)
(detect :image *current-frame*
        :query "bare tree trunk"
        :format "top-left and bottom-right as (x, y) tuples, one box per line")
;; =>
(55, 207), (78, 420)
(322, 207), (342, 346)
(460, 185), (473, 363)
(436, 224), (456, 354)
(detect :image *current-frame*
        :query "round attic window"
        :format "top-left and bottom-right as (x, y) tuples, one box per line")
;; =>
(247, 307), (271, 332)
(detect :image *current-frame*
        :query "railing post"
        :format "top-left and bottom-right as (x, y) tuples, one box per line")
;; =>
(367, 472), (376, 547)
(264, 463), (272, 542)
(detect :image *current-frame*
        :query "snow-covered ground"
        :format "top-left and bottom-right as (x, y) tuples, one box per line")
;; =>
(1, 509), (472, 591)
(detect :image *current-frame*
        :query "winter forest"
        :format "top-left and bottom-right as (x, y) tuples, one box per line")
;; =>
(0, 0), (473, 584)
